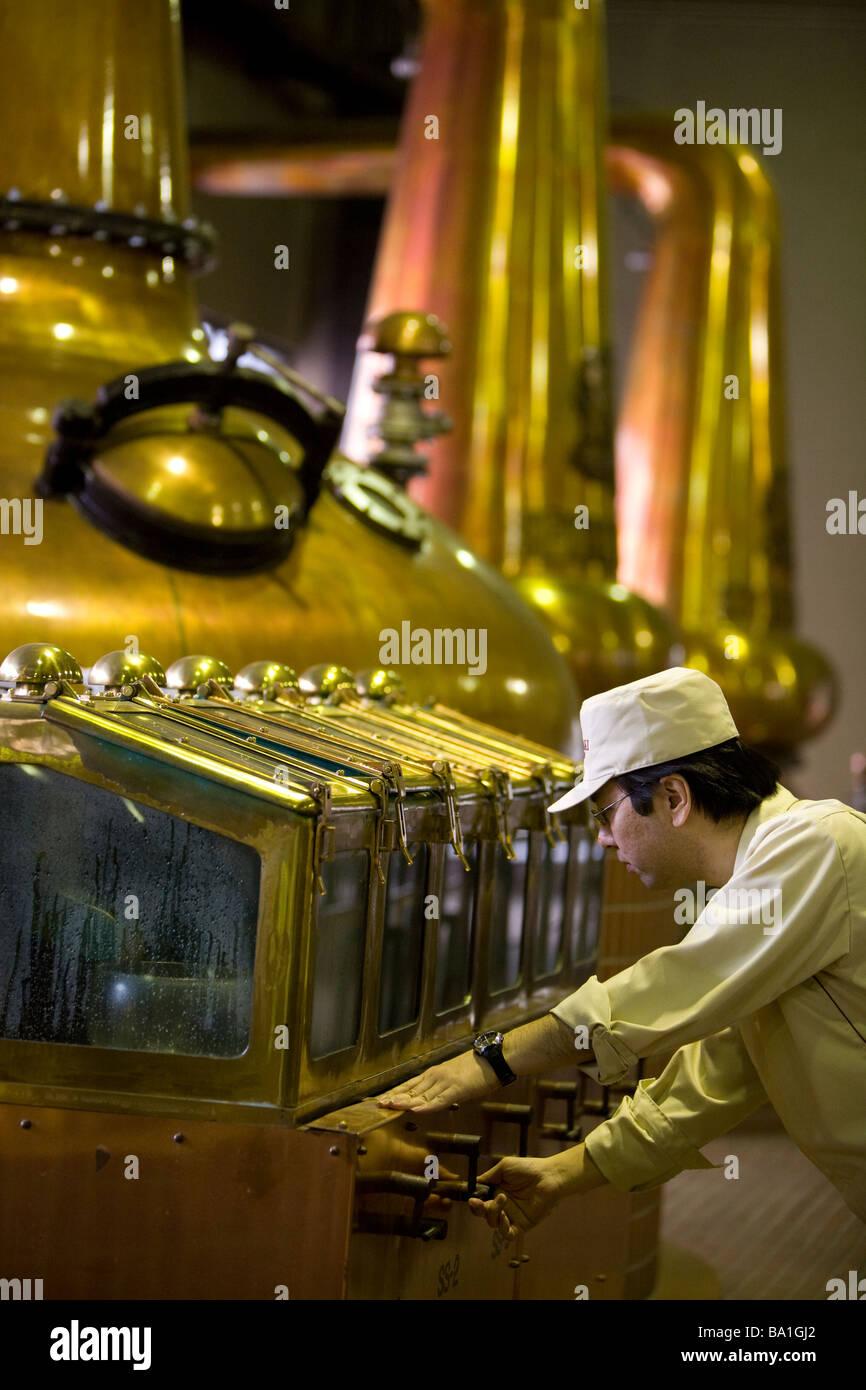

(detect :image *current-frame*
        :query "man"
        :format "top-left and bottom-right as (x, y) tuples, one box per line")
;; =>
(378, 667), (866, 1241)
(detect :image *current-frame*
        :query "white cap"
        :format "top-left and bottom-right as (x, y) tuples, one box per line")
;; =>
(547, 666), (739, 814)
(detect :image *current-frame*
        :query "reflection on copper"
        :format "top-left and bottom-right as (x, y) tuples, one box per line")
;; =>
(191, 144), (397, 198)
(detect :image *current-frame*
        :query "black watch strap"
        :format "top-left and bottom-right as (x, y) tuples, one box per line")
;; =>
(473, 1031), (517, 1086)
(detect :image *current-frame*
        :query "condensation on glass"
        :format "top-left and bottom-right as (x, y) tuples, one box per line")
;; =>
(0, 765), (260, 1057)
(435, 840), (477, 1014)
(310, 848), (370, 1058)
(379, 843), (429, 1034)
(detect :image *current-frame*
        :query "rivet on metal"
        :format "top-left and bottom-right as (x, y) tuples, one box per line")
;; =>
(329, 1146), (340, 1156)
(19, 1118), (32, 1129)
(173, 1132), (185, 1144)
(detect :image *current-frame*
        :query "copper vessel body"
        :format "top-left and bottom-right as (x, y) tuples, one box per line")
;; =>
(608, 119), (836, 750)
(344, 0), (679, 700)
(0, 1), (579, 753)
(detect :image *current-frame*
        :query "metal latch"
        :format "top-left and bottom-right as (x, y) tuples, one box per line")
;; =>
(533, 762), (567, 846)
(368, 777), (389, 885)
(380, 761), (413, 865)
(310, 780), (335, 895)
(430, 759), (470, 870)
(478, 767), (515, 858)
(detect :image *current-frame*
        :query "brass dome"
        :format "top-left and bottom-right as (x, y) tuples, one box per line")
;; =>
(299, 663), (357, 700)
(235, 660), (300, 695)
(164, 654), (234, 693)
(355, 667), (406, 701)
(90, 649), (167, 689)
(358, 310), (451, 359)
(0, 642), (82, 691)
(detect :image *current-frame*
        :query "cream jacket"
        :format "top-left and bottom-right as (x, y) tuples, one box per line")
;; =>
(550, 786), (866, 1223)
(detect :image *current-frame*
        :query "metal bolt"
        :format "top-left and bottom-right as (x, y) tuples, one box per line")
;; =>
(358, 1146), (367, 1156)
(173, 1132), (185, 1144)
(508, 1259), (520, 1268)
(338, 1121), (348, 1130)
(329, 1146), (340, 1156)
(19, 1118), (31, 1129)
(521, 1254), (530, 1263)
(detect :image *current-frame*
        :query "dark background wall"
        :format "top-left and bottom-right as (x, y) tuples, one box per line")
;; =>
(184, 0), (865, 801)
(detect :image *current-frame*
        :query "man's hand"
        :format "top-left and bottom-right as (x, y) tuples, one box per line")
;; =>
(468, 1156), (564, 1240)
(377, 1050), (498, 1113)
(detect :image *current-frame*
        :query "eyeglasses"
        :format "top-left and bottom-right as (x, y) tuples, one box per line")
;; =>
(590, 791), (629, 831)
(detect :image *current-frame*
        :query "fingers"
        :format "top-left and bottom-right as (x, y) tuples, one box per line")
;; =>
(468, 1192), (518, 1241)
(377, 1072), (439, 1110)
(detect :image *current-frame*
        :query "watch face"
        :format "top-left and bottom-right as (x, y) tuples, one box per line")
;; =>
(475, 1031), (502, 1051)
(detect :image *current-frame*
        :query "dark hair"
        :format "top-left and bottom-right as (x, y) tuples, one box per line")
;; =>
(614, 738), (780, 824)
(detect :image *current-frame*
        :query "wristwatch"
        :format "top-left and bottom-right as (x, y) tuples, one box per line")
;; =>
(473, 1031), (517, 1086)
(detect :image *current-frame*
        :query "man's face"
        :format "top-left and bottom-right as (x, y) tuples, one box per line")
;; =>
(589, 777), (693, 890)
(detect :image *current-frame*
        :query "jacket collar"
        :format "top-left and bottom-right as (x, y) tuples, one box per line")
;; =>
(733, 783), (799, 875)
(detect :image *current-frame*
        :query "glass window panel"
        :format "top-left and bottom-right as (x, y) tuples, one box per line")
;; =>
(434, 842), (477, 1014)
(0, 765), (259, 1058)
(310, 849), (369, 1059)
(488, 829), (529, 994)
(569, 831), (593, 962)
(379, 843), (428, 1034)
(583, 840), (606, 961)
(533, 834), (570, 978)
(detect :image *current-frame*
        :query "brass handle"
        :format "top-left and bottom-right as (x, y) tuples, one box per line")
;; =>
(480, 1102), (533, 1157)
(536, 1080), (583, 1142)
(423, 1132), (491, 1200)
(355, 1171), (447, 1241)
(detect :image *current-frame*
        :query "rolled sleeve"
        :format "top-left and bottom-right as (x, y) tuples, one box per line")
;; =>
(550, 975), (640, 1085)
(584, 1026), (769, 1191)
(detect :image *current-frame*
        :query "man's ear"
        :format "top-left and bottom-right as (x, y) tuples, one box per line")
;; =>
(661, 775), (691, 825)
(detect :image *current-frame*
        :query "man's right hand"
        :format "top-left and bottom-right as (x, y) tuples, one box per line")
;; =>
(377, 1049), (500, 1113)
